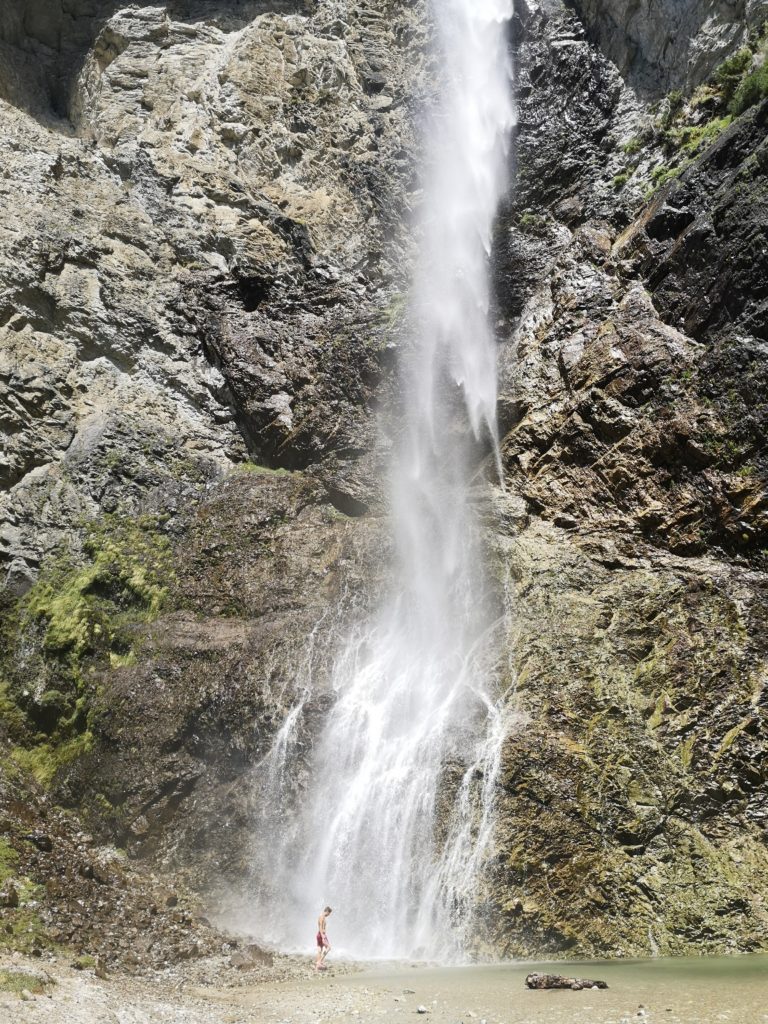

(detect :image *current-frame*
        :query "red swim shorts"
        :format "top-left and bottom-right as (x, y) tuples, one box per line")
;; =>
(316, 931), (329, 948)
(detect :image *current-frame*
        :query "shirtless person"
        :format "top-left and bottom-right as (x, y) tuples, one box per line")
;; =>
(314, 906), (332, 972)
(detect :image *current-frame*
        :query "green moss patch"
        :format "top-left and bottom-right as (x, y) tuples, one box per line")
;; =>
(669, 116), (732, 156)
(0, 515), (175, 786)
(0, 837), (19, 885)
(0, 906), (53, 955)
(233, 461), (292, 476)
(0, 969), (50, 995)
(731, 60), (768, 114)
(24, 515), (171, 660)
(0, 875), (54, 956)
(11, 734), (94, 787)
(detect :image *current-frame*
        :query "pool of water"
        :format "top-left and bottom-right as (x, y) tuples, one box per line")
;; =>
(317, 955), (768, 1024)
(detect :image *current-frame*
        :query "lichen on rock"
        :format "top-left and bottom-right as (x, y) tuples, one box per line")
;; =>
(0, 0), (767, 966)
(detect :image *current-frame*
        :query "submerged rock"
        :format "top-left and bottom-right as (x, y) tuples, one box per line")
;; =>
(525, 972), (608, 990)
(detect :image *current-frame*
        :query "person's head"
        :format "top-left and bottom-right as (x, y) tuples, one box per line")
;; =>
(324, 906), (332, 915)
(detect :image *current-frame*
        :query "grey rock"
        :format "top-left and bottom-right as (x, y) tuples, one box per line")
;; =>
(571, 0), (768, 97)
(0, 0), (425, 587)
(2, 0), (768, 970)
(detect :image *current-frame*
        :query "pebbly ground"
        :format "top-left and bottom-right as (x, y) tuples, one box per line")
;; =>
(2, 953), (768, 1024)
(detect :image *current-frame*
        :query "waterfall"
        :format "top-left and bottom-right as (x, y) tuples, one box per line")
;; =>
(244, 0), (515, 960)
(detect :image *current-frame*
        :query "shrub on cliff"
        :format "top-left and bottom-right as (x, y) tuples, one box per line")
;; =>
(730, 60), (768, 114)
(714, 48), (752, 107)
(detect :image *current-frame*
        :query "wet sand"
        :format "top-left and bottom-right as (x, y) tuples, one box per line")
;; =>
(3, 952), (767, 1023)
(215, 955), (768, 1024)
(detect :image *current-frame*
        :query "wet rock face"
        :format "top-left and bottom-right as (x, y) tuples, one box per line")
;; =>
(1, 0), (768, 965)
(482, 0), (768, 958)
(62, 468), (385, 886)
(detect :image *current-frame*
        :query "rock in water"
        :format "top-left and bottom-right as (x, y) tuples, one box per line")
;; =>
(525, 972), (608, 990)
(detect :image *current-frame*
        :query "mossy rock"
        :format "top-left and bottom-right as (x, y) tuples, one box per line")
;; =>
(0, 514), (175, 787)
(0, 837), (19, 885)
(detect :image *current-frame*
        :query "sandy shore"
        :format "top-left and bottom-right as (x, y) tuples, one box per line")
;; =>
(2, 952), (767, 1023)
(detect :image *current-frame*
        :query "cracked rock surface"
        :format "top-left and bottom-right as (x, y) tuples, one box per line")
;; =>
(1, 0), (767, 967)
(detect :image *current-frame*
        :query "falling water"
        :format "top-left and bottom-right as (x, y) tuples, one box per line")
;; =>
(245, 0), (515, 959)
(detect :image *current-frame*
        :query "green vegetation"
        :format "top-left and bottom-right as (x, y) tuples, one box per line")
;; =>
(731, 60), (768, 114)
(11, 734), (94, 786)
(612, 171), (630, 189)
(647, 692), (668, 731)
(658, 89), (684, 128)
(0, 970), (50, 996)
(621, 137), (642, 156)
(701, 433), (746, 465)
(0, 904), (53, 956)
(517, 210), (549, 234)
(0, 515), (174, 786)
(669, 116), (732, 156)
(73, 954), (96, 970)
(0, 836), (19, 884)
(0, 853), (54, 957)
(710, 24), (768, 115)
(716, 716), (753, 757)
(0, 681), (26, 738)
(24, 516), (170, 659)
(635, 28), (767, 201)
(713, 48), (753, 107)
(234, 461), (292, 476)
(652, 163), (682, 184)
(375, 291), (407, 329)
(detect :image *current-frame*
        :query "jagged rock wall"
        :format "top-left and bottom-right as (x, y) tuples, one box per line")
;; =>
(569, 0), (768, 97)
(483, 0), (768, 956)
(0, 0), (423, 592)
(1, 0), (767, 963)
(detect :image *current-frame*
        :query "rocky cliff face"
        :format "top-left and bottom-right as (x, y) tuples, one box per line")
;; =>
(485, 0), (768, 956)
(0, 0), (422, 593)
(570, 0), (768, 97)
(1, 0), (767, 965)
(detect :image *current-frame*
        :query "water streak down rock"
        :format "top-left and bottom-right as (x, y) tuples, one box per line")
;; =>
(2, 0), (768, 967)
(242, 0), (516, 960)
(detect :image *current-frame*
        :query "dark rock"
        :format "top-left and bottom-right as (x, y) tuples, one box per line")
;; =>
(525, 972), (608, 990)
(229, 944), (274, 970)
(1, 884), (20, 908)
(24, 832), (53, 852)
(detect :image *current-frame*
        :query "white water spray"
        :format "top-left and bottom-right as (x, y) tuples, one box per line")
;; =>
(245, 0), (515, 959)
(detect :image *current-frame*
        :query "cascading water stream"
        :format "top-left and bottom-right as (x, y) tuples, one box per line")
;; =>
(244, 0), (515, 960)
